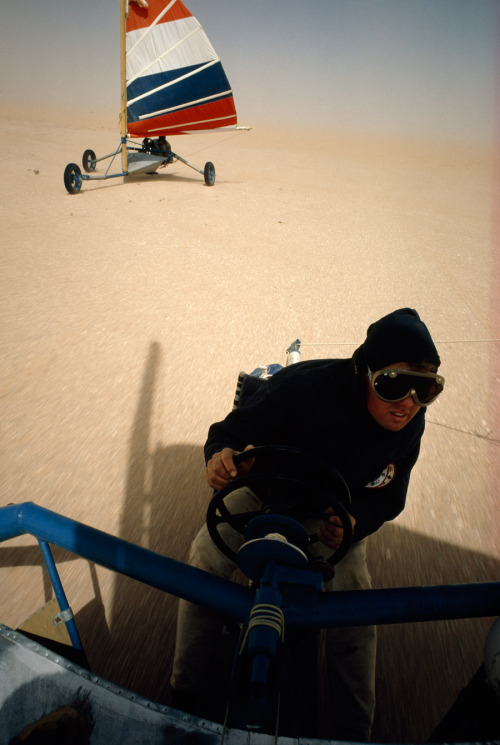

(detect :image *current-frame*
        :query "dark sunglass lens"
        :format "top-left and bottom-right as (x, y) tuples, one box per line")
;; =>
(413, 379), (442, 404)
(374, 372), (442, 404)
(374, 373), (409, 401)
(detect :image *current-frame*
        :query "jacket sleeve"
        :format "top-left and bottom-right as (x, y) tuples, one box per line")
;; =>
(204, 375), (292, 463)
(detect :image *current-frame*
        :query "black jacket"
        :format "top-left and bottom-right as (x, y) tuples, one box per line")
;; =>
(204, 358), (425, 542)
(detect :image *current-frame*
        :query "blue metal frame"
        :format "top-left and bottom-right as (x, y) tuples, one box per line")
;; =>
(2, 501), (499, 633)
(37, 539), (83, 651)
(2, 500), (499, 736)
(1, 502), (253, 625)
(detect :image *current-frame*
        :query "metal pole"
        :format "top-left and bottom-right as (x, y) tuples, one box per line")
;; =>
(1, 503), (499, 629)
(170, 153), (204, 175)
(38, 540), (84, 651)
(1, 502), (253, 622)
(287, 582), (500, 628)
(120, 0), (128, 172)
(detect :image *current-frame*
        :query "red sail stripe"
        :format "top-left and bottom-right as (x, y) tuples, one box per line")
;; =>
(128, 98), (237, 136)
(127, 0), (192, 34)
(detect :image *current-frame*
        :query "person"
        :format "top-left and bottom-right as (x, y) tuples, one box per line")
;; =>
(153, 135), (171, 153)
(142, 135), (174, 163)
(170, 308), (444, 741)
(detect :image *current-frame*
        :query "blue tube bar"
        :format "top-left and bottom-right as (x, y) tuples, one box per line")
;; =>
(1, 502), (499, 629)
(37, 539), (84, 650)
(0, 502), (253, 623)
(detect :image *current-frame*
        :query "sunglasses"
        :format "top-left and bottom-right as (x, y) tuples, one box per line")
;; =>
(368, 366), (445, 406)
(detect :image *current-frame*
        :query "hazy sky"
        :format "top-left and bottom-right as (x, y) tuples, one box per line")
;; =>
(1, 0), (498, 142)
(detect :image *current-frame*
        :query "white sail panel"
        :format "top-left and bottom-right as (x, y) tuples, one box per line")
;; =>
(126, 17), (217, 83)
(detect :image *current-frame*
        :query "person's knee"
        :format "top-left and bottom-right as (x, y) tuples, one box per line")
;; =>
(187, 487), (261, 574)
(189, 527), (222, 570)
(187, 524), (242, 579)
(326, 539), (372, 592)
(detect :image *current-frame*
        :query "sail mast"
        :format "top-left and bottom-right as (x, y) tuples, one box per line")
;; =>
(120, 0), (128, 171)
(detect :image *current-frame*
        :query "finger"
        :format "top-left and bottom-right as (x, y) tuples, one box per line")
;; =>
(324, 524), (343, 541)
(206, 452), (233, 488)
(208, 473), (230, 490)
(236, 444), (255, 475)
(317, 521), (343, 548)
(327, 514), (342, 527)
(317, 528), (341, 549)
(205, 463), (223, 489)
(238, 459), (254, 475)
(317, 523), (335, 541)
(219, 449), (237, 478)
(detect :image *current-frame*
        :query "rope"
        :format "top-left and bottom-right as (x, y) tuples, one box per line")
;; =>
(239, 603), (285, 655)
(299, 339), (499, 347)
(186, 129), (249, 159)
(220, 626), (246, 745)
(426, 418), (500, 445)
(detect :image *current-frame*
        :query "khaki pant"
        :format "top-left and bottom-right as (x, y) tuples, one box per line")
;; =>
(171, 487), (376, 742)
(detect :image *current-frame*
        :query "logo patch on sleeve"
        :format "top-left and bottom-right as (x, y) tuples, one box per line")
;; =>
(365, 464), (396, 489)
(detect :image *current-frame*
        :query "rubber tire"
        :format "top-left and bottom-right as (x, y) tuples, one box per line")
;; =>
(204, 161), (215, 186)
(82, 149), (96, 172)
(64, 163), (82, 194)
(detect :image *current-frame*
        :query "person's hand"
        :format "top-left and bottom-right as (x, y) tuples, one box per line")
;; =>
(205, 445), (256, 490)
(317, 507), (356, 549)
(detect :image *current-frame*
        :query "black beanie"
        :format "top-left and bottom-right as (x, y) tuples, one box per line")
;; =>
(353, 308), (440, 372)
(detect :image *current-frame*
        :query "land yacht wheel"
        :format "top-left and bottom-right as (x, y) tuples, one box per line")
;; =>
(82, 149), (96, 172)
(204, 161), (215, 186)
(64, 163), (82, 194)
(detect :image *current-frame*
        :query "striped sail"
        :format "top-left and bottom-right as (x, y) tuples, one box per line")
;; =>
(126, 0), (238, 137)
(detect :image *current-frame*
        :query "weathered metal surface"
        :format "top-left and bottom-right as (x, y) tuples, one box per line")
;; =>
(125, 152), (165, 175)
(0, 625), (252, 745)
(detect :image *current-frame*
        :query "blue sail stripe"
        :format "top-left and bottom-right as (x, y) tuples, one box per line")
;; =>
(127, 62), (232, 122)
(128, 90), (233, 123)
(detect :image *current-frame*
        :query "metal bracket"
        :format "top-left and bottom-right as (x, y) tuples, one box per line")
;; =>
(52, 608), (74, 626)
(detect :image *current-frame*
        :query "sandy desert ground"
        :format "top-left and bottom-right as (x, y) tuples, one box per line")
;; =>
(0, 103), (499, 743)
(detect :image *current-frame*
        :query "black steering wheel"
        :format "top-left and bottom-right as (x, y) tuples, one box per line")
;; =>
(206, 445), (353, 568)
